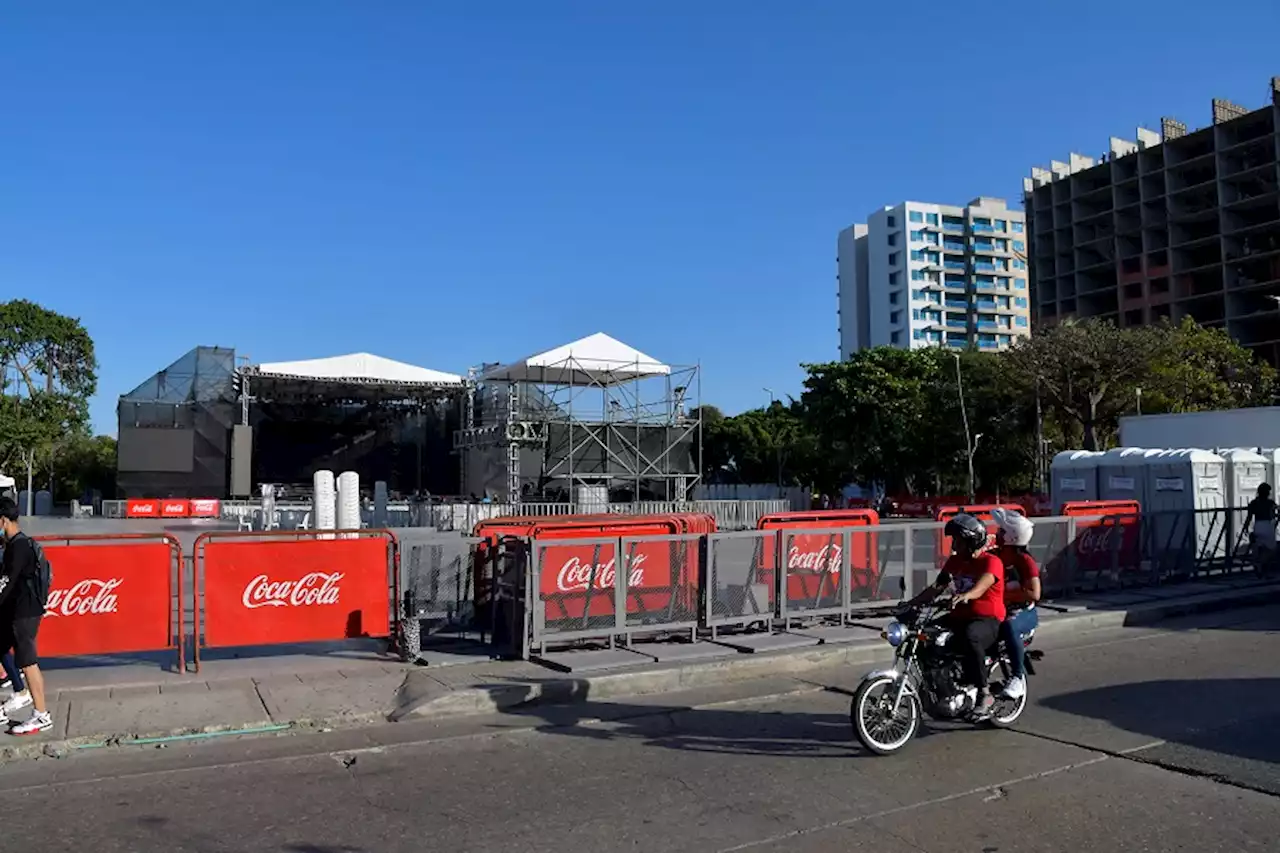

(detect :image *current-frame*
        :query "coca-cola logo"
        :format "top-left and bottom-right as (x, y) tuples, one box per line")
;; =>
(163, 502), (186, 513)
(132, 503), (156, 513)
(787, 543), (842, 574)
(242, 572), (343, 609)
(1076, 525), (1116, 556)
(555, 553), (646, 592)
(45, 579), (122, 618)
(190, 499), (218, 514)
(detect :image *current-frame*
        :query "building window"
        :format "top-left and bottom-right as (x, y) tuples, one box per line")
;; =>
(890, 310), (902, 323)
(926, 213), (939, 225)
(994, 219), (1007, 231)
(1013, 240), (1026, 252)
(888, 232), (898, 246)
(1012, 221), (1024, 233)
(911, 289), (926, 300)
(1016, 316), (1029, 327)
(1013, 259), (1027, 270)
(1015, 278), (1027, 289)
(910, 249), (924, 262)
(887, 215), (897, 228)
(911, 269), (926, 281)
(888, 252), (900, 266)
(890, 290), (901, 304)
(891, 331), (902, 345)
(910, 230), (925, 242)
(913, 328), (927, 340)
(1014, 297), (1028, 308)
(889, 272), (900, 285)
(909, 211), (924, 223)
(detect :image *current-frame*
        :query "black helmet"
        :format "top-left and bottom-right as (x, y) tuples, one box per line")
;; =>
(944, 513), (988, 553)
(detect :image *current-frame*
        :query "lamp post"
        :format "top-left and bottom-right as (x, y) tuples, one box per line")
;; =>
(952, 352), (976, 503)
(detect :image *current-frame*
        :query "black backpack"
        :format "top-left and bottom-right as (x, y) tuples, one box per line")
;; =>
(21, 535), (52, 608)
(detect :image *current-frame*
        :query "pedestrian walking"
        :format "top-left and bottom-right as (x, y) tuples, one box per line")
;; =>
(0, 497), (52, 734)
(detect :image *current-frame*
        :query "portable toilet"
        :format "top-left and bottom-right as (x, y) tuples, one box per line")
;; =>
(1097, 448), (1147, 506)
(1256, 448), (1280, 497)
(1050, 450), (1103, 513)
(1219, 448), (1268, 549)
(1144, 449), (1227, 570)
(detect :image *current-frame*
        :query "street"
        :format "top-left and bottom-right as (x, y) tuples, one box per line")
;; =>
(0, 602), (1277, 852)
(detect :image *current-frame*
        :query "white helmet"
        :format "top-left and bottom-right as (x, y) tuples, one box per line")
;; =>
(991, 507), (1034, 547)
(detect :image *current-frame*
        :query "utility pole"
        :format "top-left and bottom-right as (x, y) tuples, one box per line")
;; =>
(953, 353), (975, 504)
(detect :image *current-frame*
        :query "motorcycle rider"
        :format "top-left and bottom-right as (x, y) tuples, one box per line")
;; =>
(991, 508), (1040, 700)
(904, 513), (1006, 717)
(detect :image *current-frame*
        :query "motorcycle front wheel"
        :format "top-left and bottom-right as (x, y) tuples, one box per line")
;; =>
(851, 674), (921, 755)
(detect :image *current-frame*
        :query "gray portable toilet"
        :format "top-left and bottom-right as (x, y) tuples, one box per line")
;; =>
(1220, 448), (1268, 550)
(1257, 448), (1280, 496)
(1051, 450), (1103, 514)
(1144, 449), (1227, 568)
(1097, 448), (1148, 507)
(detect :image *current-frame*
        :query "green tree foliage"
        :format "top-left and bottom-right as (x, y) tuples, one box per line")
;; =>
(0, 300), (99, 474)
(699, 317), (1275, 496)
(51, 434), (118, 502)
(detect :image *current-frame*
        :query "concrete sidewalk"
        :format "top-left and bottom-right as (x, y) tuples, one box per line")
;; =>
(3, 574), (1276, 762)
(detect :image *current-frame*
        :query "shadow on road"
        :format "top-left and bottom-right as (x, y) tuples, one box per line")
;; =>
(1040, 677), (1280, 765)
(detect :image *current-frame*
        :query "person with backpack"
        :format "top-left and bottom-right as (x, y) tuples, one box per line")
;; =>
(0, 497), (52, 735)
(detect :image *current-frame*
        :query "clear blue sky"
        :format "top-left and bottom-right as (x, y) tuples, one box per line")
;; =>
(4, 2), (1279, 433)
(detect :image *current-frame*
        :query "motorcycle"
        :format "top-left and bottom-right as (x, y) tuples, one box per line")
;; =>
(850, 591), (1044, 755)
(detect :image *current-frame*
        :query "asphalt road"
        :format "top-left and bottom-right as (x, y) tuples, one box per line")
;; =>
(1, 602), (1278, 852)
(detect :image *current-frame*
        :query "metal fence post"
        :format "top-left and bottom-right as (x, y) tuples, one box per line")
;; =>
(901, 526), (914, 600)
(614, 536), (626, 648)
(841, 529), (852, 624)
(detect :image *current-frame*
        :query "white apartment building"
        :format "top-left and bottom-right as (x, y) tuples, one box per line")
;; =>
(837, 197), (1032, 358)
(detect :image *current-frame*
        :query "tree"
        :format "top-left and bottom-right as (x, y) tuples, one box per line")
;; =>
(1143, 317), (1276, 413)
(0, 300), (99, 492)
(1004, 319), (1159, 451)
(698, 401), (818, 488)
(51, 434), (117, 502)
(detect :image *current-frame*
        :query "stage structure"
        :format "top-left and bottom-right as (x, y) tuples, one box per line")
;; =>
(116, 347), (239, 499)
(453, 333), (701, 502)
(236, 353), (465, 497)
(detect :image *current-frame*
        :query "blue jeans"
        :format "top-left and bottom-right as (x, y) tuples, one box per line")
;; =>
(1, 651), (22, 692)
(1001, 606), (1039, 678)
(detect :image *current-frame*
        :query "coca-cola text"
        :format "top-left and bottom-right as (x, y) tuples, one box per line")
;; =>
(44, 579), (123, 618)
(787, 543), (842, 574)
(555, 553), (647, 592)
(242, 572), (344, 609)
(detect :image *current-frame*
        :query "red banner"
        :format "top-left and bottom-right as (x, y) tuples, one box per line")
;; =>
(189, 498), (220, 518)
(160, 499), (189, 518)
(1072, 515), (1141, 574)
(537, 538), (698, 623)
(36, 542), (174, 657)
(126, 499), (159, 518)
(201, 537), (391, 647)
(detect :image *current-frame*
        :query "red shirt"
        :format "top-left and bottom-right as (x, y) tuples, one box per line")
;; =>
(999, 547), (1041, 606)
(940, 553), (1006, 621)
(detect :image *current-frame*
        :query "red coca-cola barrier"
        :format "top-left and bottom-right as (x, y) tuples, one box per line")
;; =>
(192, 529), (398, 673)
(33, 534), (182, 669)
(935, 504), (1026, 559)
(475, 513), (713, 629)
(125, 499), (159, 518)
(1062, 500), (1141, 575)
(756, 510), (881, 603)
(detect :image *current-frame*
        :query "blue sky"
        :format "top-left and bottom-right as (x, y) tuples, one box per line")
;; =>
(4, 2), (1279, 433)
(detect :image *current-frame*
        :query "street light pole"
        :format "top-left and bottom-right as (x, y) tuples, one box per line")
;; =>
(953, 352), (976, 504)
(763, 388), (781, 487)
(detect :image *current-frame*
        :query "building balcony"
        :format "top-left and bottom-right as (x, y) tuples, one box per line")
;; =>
(944, 260), (967, 271)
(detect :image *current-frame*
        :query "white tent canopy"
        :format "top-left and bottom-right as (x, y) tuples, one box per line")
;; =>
(482, 332), (671, 386)
(248, 353), (464, 387)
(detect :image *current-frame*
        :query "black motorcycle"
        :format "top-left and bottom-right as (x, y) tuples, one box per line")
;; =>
(850, 596), (1043, 755)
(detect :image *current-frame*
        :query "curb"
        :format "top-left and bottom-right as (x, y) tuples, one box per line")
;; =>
(393, 581), (1280, 721)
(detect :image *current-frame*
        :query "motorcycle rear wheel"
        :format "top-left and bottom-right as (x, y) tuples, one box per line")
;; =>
(851, 675), (921, 755)
(986, 662), (1028, 726)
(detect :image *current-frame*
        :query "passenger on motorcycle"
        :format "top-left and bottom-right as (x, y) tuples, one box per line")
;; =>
(905, 513), (1005, 717)
(992, 508), (1040, 700)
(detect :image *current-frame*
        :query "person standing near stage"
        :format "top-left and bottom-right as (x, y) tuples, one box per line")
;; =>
(0, 498), (52, 734)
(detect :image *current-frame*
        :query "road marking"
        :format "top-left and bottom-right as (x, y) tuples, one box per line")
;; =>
(712, 756), (1111, 852)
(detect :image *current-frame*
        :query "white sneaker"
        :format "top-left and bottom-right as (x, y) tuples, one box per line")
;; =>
(1001, 676), (1027, 700)
(3, 690), (32, 716)
(9, 710), (52, 736)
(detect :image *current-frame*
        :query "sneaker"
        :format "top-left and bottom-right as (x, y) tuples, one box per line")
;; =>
(9, 711), (52, 736)
(1001, 677), (1027, 700)
(2, 690), (32, 716)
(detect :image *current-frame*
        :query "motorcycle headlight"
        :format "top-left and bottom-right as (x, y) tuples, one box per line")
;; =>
(882, 621), (907, 647)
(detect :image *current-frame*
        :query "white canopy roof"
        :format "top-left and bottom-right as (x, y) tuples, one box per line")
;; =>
(482, 333), (671, 386)
(249, 353), (463, 387)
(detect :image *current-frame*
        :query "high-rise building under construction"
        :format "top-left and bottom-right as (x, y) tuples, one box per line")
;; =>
(1024, 77), (1280, 365)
